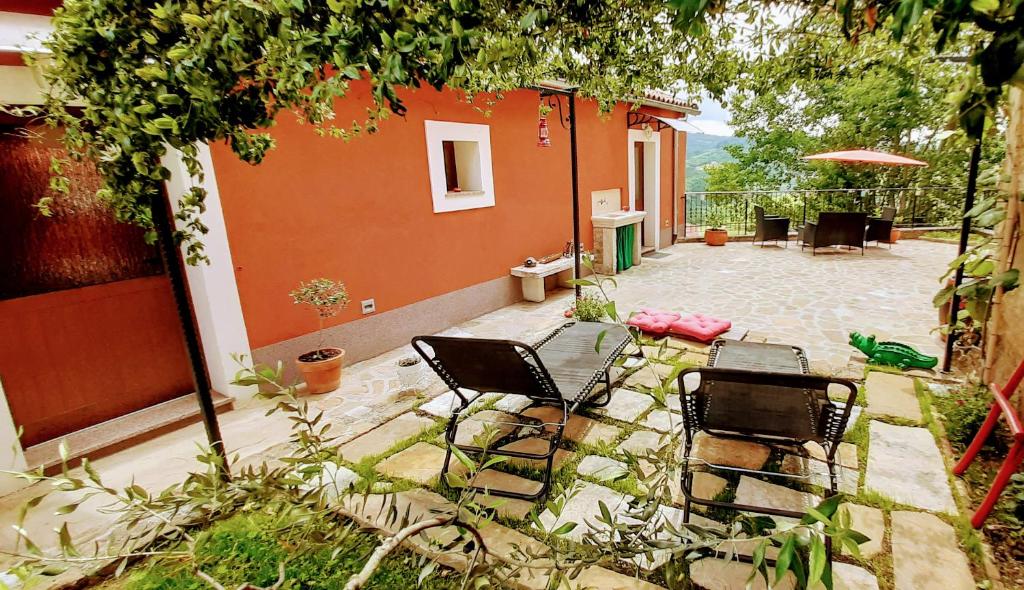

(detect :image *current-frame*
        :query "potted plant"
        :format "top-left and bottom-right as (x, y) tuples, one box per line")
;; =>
(396, 356), (424, 390)
(290, 278), (350, 394)
(889, 227), (902, 243)
(565, 291), (608, 321)
(704, 213), (728, 246)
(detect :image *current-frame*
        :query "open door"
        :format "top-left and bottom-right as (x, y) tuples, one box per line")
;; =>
(628, 130), (661, 251)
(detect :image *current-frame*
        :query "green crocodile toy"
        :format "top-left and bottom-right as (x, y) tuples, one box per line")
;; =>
(849, 332), (938, 370)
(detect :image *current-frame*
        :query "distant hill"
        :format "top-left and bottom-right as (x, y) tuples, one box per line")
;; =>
(685, 134), (747, 192)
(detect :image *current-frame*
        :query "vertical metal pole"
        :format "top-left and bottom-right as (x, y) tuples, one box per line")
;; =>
(910, 191), (919, 228)
(151, 190), (230, 479)
(943, 139), (983, 372)
(569, 92), (581, 300)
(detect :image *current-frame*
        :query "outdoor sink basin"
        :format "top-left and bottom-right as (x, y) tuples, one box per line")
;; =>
(592, 210), (646, 228)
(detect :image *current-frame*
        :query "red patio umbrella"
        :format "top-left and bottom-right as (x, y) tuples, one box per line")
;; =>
(802, 149), (928, 167)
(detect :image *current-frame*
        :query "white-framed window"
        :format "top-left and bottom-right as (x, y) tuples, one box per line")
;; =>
(424, 120), (495, 213)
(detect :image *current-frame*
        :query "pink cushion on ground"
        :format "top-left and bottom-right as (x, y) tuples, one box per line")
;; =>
(668, 313), (732, 343)
(626, 308), (682, 335)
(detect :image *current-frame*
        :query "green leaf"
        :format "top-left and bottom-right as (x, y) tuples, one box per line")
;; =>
(970, 0), (999, 12)
(520, 9), (540, 30)
(807, 535), (827, 588)
(594, 330), (607, 353)
(551, 521), (577, 535)
(774, 533), (796, 585)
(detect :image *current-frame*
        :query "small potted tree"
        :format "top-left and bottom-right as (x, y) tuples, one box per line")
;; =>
(704, 213), (728, 246)
(290, 278), (349, 394)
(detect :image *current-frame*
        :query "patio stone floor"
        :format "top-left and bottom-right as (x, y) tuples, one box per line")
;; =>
(0, 238), (983, 589)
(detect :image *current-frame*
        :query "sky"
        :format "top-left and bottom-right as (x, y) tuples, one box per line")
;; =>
(689, 96), (733, 136)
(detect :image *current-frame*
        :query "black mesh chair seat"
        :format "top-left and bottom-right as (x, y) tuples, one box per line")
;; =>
(413, 321), (631, 500)
(676, 352), (858, 565)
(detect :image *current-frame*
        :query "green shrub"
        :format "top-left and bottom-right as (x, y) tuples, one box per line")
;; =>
(934, 384), (1000, 450)
(570, 292), (607, 322)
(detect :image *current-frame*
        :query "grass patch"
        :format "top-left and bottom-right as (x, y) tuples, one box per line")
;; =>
(97, 513), (463, 590)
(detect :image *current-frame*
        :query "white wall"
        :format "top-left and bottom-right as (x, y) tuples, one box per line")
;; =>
(0, 379), (28, 496)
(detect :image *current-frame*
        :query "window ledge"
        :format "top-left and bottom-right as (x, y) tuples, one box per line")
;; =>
(445, 190), (486, 198)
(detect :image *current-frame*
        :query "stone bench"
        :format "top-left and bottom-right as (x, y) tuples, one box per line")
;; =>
(510, 257), (577, 302)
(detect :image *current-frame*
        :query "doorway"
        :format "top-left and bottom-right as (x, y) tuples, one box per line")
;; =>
(627, 129), (661, 251)
(0, 129), (195, 448)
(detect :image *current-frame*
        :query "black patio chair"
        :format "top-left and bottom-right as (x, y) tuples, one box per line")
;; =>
(675, 365), (858, 557)
(799, 211), (868, 255)
(866, 207), (896, 248)
(412, 321), (631, 500)
(752, 205), (790, 247)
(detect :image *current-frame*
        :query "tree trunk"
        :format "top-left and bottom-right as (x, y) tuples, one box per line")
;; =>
(985, 86), (1023, 414)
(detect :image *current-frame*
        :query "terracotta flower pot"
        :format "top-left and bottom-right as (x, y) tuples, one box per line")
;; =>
(296, 347), (345, 394)
(704, 229), (728, 246)
(889, 228), (901, 243)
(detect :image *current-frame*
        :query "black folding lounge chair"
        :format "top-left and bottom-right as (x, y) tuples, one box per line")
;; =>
(866, 206), (896, 248)
(675, 361), (857, 554)
(752, 205), (790, 247)
(412, 321), (631, 500)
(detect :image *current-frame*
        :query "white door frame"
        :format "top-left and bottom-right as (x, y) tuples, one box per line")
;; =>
(627, 128), (661, 250)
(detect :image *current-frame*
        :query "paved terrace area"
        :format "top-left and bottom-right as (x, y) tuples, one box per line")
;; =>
(0, 239), (978, 590)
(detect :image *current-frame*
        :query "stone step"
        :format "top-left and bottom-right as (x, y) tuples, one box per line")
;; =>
(864, 372), (922, 422)
(891, 511), (975, 590)
(864, 421), (957, 514)
(838, 504), (884, 558)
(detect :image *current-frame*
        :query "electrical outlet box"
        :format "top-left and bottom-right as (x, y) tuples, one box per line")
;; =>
(361, 299), (376, 315)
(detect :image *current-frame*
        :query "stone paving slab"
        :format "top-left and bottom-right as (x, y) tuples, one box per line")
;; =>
(493, 394), (534, 414)
(833, 562), (880, 590)
(781, 442), (859, 494)
(578, 421), (622, 447)
(497, 437), (573, 470)
(734, 476), (822, 516)
(623, 368), (666, 391)
(891, 511), (975, 590)
(374, 441), (464, 485)
(521, 406), (605, 443)
(620, 430), (669, 456)
(418, 391), (498, 418)
(839, 504), (885, 558)
(577, 455), (628, 480)
(593, 388), (654, 422)
(453, 410), (519, 446)
(473, 470), (543, 498)
(689, 558), (795, 590)
(688, 432), (771, 470)
(339, 413), (437, 463)
(301, 462), (360, 502)
(864, 372), (922, 422)
(537, 482), (634, 543)
(641, 409), (682, 433)
(864, 421), (957, 514)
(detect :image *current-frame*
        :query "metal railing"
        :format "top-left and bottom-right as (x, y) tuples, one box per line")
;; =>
(681, 187), (975, 237)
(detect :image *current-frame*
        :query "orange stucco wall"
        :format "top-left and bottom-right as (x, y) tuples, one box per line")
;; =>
(210, 83), (685, 350)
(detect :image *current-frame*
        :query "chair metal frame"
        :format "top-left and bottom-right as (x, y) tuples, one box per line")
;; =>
(412, 322), (629, 501)
(675, 366), (858, 523)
